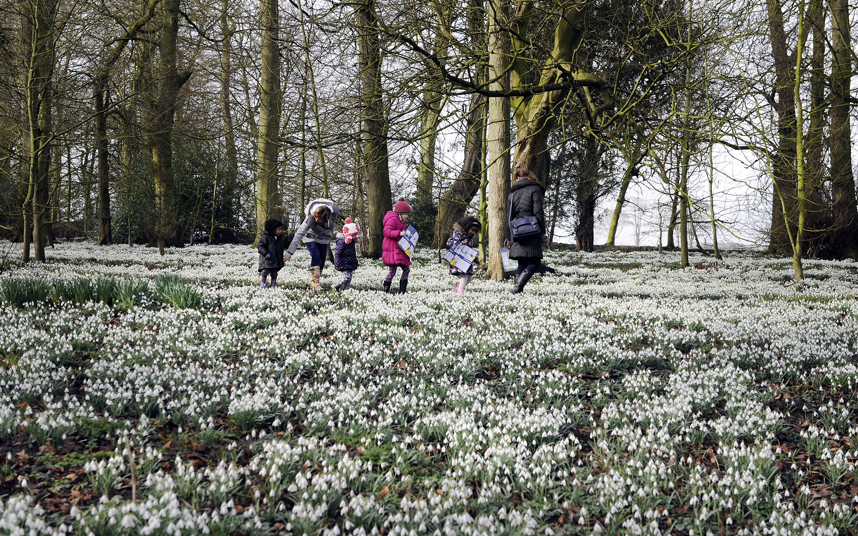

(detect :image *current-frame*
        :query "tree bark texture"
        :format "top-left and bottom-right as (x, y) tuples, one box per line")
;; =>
(356, 0), (392, 259)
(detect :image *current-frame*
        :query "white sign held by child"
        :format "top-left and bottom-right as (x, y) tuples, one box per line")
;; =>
(500, 247), (515, 272)
(398, 225), (419, 257)
(443, 244), (478, 272)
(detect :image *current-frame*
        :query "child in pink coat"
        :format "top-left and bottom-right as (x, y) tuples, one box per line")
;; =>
(382, 199), (412, 294)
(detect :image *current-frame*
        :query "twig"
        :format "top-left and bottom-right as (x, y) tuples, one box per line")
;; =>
(0, 241), (14, 275)
(125, 435), (137, 503)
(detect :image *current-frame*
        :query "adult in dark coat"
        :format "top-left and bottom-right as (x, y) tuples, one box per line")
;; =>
(506, 168), (547, 294)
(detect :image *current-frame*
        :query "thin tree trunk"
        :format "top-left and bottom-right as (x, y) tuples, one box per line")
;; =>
(297, 0), (329, 196)
(485, 0), (511, 281)
(94, 82), (112, 245)
(803, 0), (826, 257)
(606, 168), (633, 246)
(791, 0), (808, 281)
(215, 0), (237, 243)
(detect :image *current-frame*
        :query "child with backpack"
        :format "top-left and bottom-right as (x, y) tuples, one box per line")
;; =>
(257, 218), (286, 288)
(382, 199), (412, 294)
(446, 215), (481, 294)
(284, 198), (340, 291)
(333, 217), (360, 291)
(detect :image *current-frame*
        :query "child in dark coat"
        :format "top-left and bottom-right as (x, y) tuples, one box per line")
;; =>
(257, 218), (285, 288)
(333, 218), (360, 291)
(446, 215), (481, 294)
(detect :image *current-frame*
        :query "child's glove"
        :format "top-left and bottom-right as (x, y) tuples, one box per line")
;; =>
(345, 237), (353, 244)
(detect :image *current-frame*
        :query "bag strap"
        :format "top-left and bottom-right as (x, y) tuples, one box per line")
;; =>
(507, 195), (513, 223)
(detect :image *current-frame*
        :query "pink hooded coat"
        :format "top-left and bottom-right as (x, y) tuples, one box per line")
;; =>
(382, 211), (411, 266)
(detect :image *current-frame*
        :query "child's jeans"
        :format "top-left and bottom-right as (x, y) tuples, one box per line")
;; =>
(384, 265), (410, 282)
(305, 242), (328, 268)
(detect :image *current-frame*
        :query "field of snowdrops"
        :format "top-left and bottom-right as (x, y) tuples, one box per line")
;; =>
(2, 241), (858, 536)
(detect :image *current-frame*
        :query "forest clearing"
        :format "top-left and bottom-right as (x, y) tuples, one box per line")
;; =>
(1, 242), (858, 535)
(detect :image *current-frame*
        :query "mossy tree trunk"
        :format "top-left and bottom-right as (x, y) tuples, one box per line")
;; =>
(255, 0), (282, 244)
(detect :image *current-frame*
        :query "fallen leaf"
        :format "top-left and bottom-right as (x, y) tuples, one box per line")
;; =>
(378, 485), (390, 499)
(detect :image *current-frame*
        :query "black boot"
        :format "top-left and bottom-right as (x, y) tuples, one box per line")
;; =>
(382, 280), (392, 293)
(399, 279), (408, 294)
(510, 268), (535, 294)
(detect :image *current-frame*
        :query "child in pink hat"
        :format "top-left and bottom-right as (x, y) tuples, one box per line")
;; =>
(381, 199), (412, 293)
(333, 218), (360, 291)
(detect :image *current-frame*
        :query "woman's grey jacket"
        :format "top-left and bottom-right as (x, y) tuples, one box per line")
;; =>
(286, 199), (340, 255)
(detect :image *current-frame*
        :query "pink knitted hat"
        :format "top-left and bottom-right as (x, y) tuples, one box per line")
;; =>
(394, 199), (412, 214)
(342, 217), (360, 237)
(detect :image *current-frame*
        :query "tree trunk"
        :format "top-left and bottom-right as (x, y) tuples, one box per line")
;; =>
(485, 0), (511, 281)
(605, 167), (633, 246)
(433, 93), (486, 248)
(217, 0), (238, 243)
(147, 0), (191, 253)
(256, 0), (282, 242)
(803, 0), (826, 257)
(415, 2), (452, 209)
(94, 0), (160, 247)
(827, 0), (858, 259)
(20, 0), (58, 263)
(510, 4), (587, 183)
(94, 80), (112, 245)
(766, 0), (799, 255)
(433, 0), (487, 249)
(356, 0), (392, 258)
(574, 136), (599, 252)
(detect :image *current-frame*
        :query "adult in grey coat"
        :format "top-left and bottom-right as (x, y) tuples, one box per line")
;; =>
(284, 198), (340, 291)
(506, 168), (547, 294)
